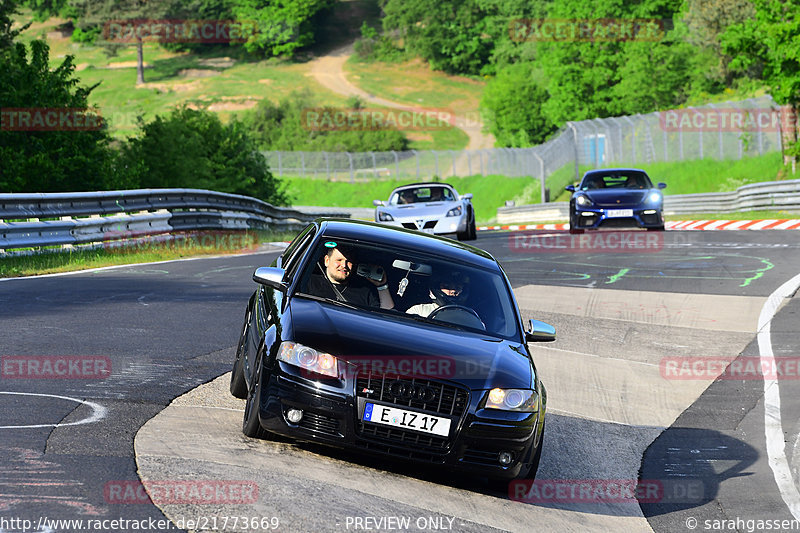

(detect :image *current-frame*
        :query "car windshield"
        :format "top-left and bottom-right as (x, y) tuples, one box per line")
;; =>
(580, 171), (653, 190)
(295, 238), (521, 339)
(390, 186), (455, 204)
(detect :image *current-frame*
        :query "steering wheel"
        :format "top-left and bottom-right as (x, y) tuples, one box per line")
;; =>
(428, 305), (486, 330)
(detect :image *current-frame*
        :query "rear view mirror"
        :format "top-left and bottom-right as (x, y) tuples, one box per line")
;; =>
(391, 259), (432, 275)
(565, 185), (576, 192)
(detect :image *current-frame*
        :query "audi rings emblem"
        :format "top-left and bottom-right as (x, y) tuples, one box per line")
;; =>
(388, 380), (436, 403)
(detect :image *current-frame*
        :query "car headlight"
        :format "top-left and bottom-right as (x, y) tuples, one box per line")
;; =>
(575, 195), (592, 207)
(485, 388), (538, 412)
(648, 192), (662, 203)
(378, 211), (394, 222)
(277, 341), (338, 378)
(446, 205), (463, 217)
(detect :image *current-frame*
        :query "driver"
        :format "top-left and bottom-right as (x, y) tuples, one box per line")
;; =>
(406, 271), (469, 317)
(307, 244), (395, 309)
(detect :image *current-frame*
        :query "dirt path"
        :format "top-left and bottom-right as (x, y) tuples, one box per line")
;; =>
(308, 44), (496, 176)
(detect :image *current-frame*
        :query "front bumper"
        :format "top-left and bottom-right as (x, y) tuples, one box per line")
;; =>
(257, 365), (541, 479)
(573, 207), (664, 229)
(376, 214), (468, 237)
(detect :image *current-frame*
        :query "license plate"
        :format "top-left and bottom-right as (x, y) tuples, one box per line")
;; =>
(362, 403), (450, 437)
(421, 228), (435, 234)
(607, 209), (633, 217)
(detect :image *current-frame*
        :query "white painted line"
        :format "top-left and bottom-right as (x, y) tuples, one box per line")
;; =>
(758, 271), (800, 520)
(0, 245), (286, 282)
(0, 392), (107, 429)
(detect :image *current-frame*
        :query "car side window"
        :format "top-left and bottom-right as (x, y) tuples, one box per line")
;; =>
(281, 225), (317, 278)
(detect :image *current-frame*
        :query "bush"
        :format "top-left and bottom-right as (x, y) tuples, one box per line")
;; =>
(244, 89), (410, 152)
(119, 107), (288, 205)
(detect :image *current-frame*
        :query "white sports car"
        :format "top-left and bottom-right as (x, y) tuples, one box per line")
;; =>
(373, 183), (477, 241)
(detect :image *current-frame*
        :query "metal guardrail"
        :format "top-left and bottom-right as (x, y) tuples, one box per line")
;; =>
(0, 189), (348, 253)
(496, 179), (800, 224)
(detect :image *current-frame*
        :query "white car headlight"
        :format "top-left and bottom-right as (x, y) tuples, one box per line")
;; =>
(648, 192), (662, 203)
(378, 211), (394, 222)
(485, 388), (538, 412)
(576, 195), (592, 207)
(277, 341), (338, 378)
(446, 205), (463, 217)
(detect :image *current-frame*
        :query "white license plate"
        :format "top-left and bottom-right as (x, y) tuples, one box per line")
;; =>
(606, 209), (633, 217)
(362, 403), (450, 437)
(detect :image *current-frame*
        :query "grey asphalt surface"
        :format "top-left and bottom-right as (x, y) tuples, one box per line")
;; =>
(1, 230), (800, 532)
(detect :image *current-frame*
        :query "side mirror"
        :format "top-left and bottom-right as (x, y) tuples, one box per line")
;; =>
(462, 193), (473, 200)
(657, 183), (667, 190)
(253, 267), (287, 292)
(373, 200), (385, 206)
(565, 185), (576, 192)
(525, 319), (556, 342)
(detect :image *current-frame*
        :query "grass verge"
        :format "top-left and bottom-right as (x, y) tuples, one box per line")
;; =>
(0, 230), (295, 278)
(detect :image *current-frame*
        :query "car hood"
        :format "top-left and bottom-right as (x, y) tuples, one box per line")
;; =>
(385, 202), (455, 217)
(288, 297), (533, 390)
(581, 189), (650, 207)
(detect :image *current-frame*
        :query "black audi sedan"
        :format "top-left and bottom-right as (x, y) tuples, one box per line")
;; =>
(230, 218), (554, 482)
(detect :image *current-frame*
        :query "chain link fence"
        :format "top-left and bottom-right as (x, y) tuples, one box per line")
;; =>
(262, 95), (785, 202)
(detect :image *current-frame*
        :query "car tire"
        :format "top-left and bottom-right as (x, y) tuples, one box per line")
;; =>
(647, 225), (665, 231)
(242, 357), (268, 439)
(229, 309), (250, 399)
(467, 210), (477, 241)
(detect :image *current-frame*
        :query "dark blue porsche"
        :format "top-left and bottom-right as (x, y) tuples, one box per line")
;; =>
(229, 219), (554, 484)
(566, 168), (667, 231)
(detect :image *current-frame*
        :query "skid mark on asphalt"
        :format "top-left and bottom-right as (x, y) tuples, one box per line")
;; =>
(503, 252), (775, 288)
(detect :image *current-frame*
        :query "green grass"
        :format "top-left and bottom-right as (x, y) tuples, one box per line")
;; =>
(550, 153), (786, 202)
(0, 230), (296, 278)
(284, 175), (536, 224)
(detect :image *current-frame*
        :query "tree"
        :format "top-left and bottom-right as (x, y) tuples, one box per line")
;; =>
(70, 0), (180, 85)
(119, 107), (288, 205)
(480, 63), (555, 146)
(0, 39), (115, 192)
(232, 0), (335, 56)
(2, 0), (30, 49)
(721, 0), (800, 167)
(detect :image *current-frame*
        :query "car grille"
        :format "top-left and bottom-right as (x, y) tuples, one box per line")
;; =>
(355, 373), (469, 462)
(461, 447), (502, 467)
(297, 411), (340, 436)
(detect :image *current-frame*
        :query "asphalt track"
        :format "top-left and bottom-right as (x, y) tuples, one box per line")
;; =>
(1, 230), (800, 532)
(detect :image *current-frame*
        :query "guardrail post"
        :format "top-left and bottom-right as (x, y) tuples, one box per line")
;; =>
(392, 150), (399, 178)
